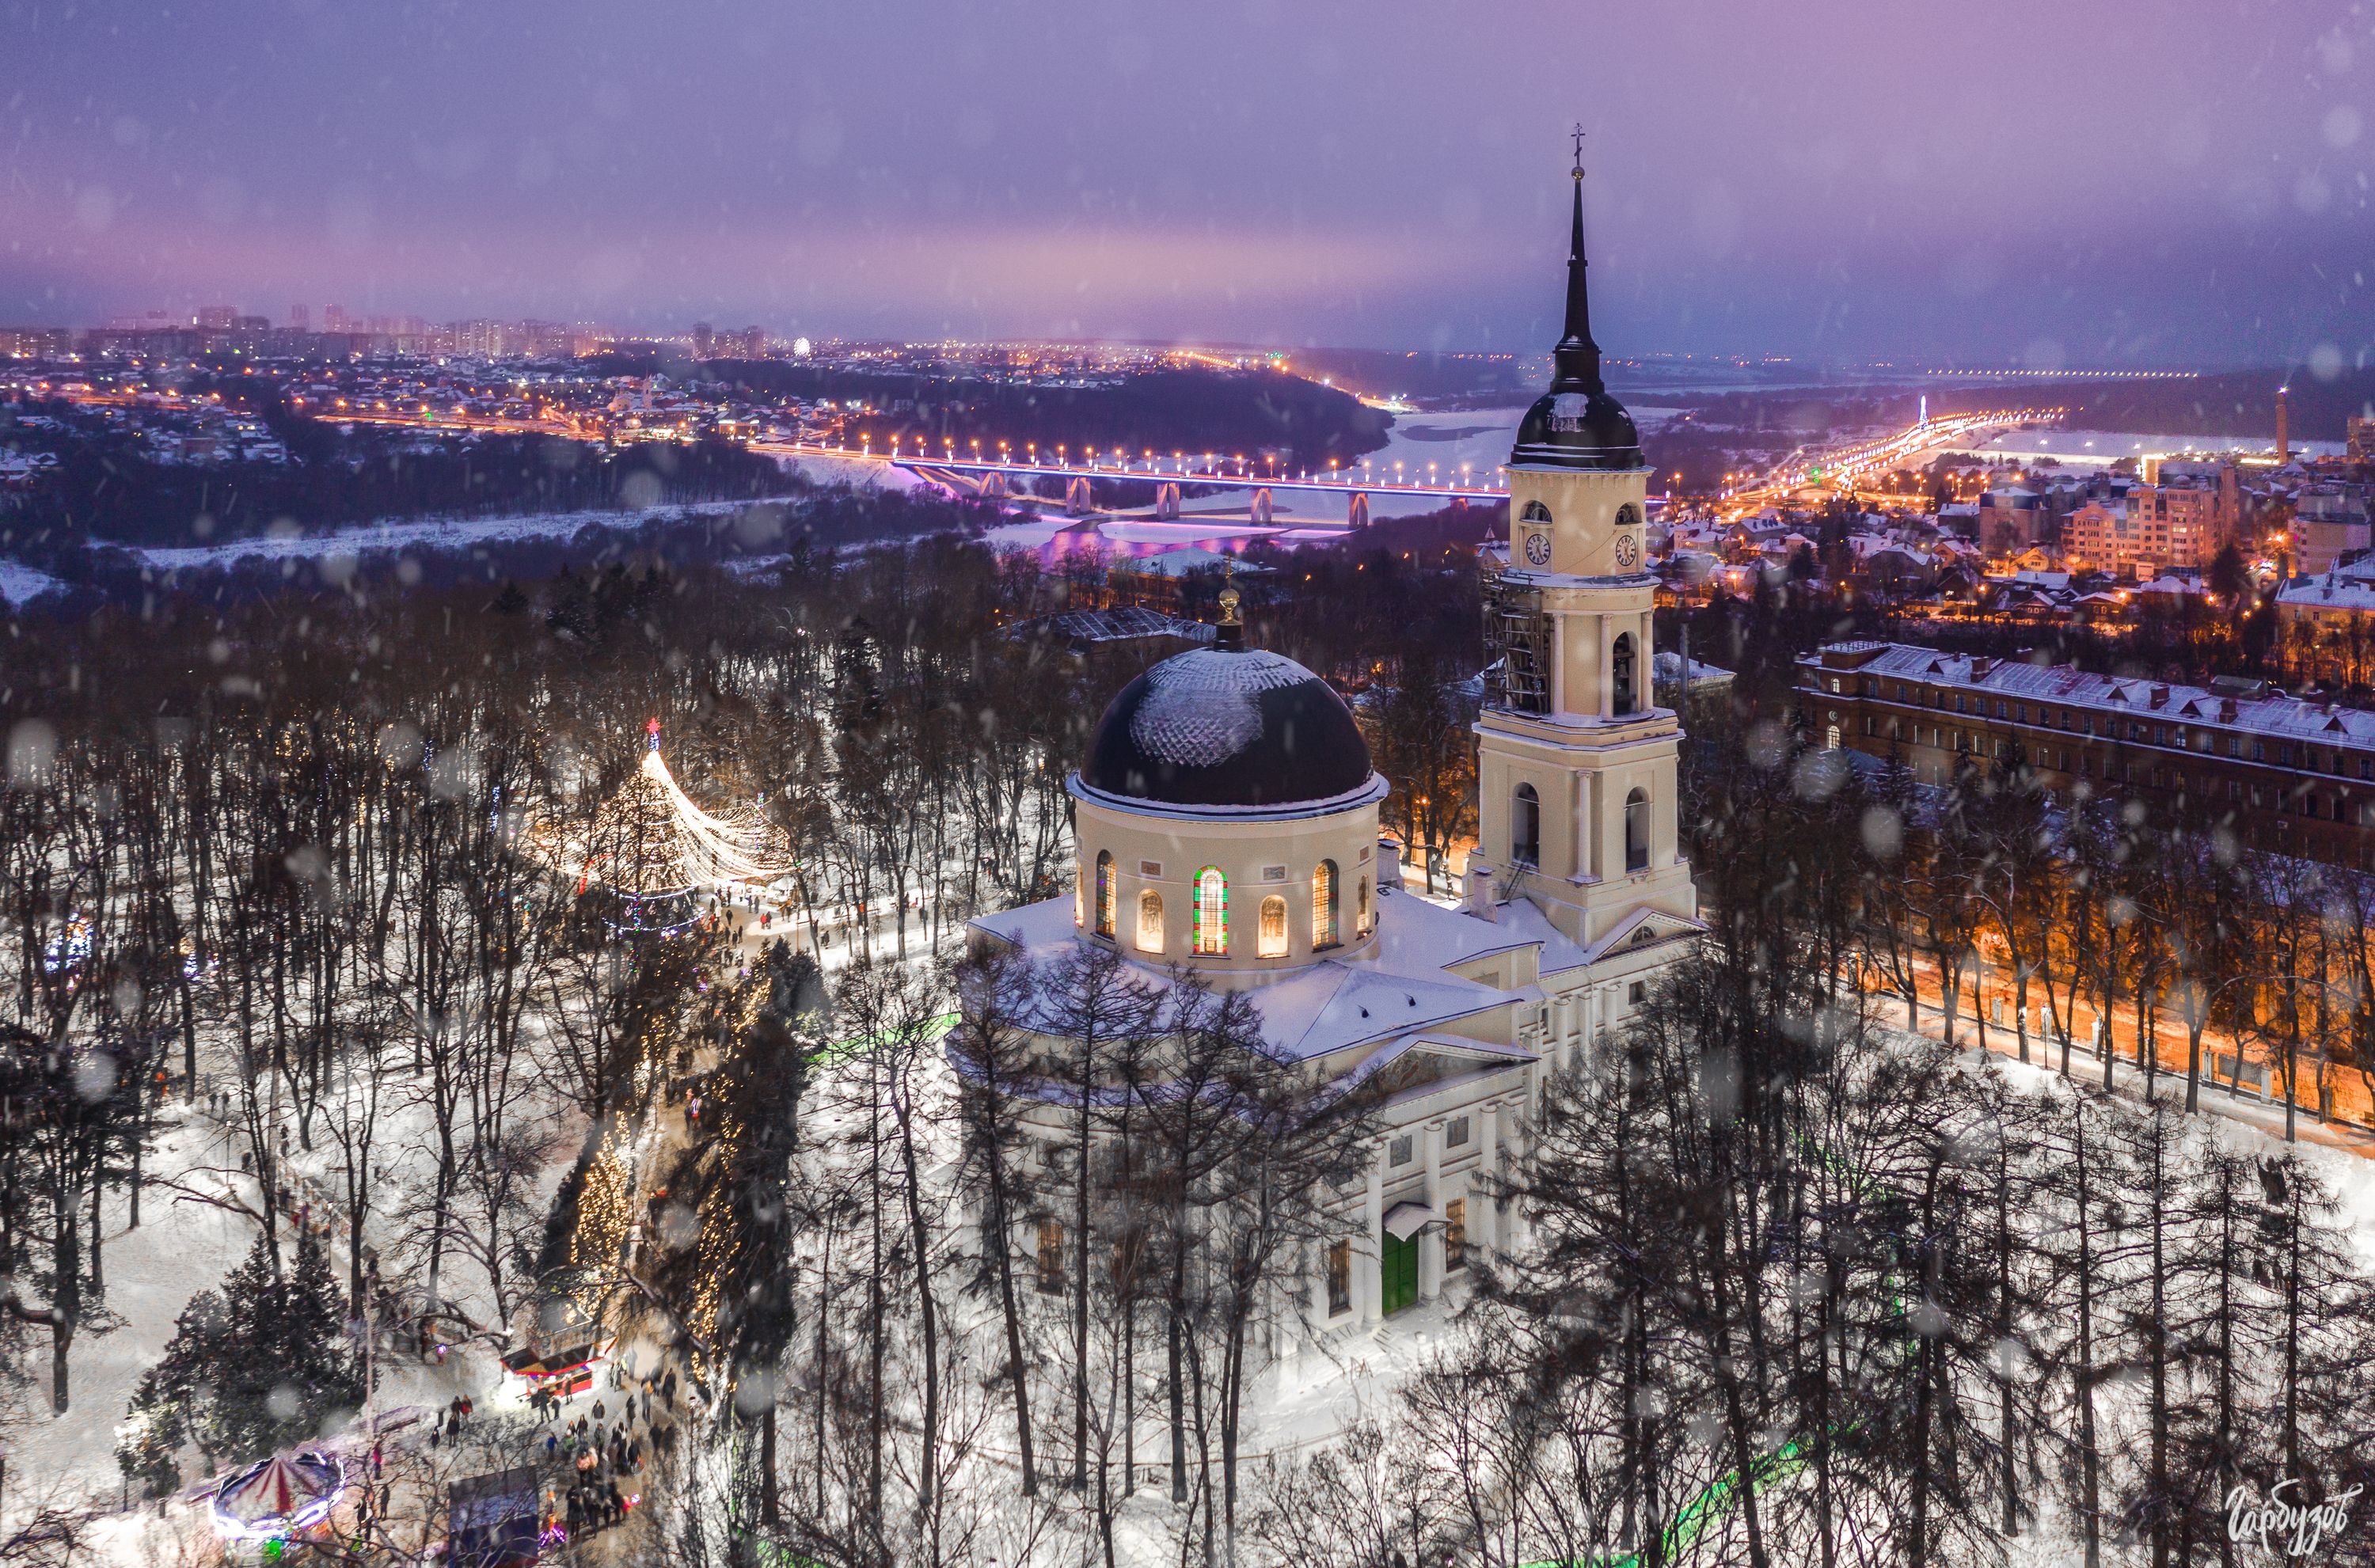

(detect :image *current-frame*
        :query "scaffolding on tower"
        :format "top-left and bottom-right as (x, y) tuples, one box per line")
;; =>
(535, 720), (793, 936)
(1480, 560), (1552, 715)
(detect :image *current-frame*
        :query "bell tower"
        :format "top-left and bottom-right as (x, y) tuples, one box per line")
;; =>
(1472, 142), (1695, 951)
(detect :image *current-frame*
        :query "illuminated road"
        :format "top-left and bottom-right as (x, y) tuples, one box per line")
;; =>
(1720, 406), (2065, 515)
(1875, 958), (2375, 1157)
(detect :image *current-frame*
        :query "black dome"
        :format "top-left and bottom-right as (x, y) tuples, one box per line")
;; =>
(1079, 647), (1376, 811)
(1511, 387), (1644, 471)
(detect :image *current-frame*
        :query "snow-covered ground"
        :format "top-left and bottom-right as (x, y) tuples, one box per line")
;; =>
(8, 1119), (248, 1514)
(119, 499), (767, 571)
(1979, 1041), (2375, 1262)
(0, 559), (63, 605)
(3, 1095), (550, 1524)
(773, 451), (929, 492)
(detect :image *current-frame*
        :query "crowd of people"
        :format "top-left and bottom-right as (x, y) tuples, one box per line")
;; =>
(531, 1365), (682, 1540)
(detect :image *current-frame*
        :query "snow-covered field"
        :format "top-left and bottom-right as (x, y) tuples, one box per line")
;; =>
(0, 559), (63, 605)
(775, 451), (929, 492)
(119, 499), (766, 571)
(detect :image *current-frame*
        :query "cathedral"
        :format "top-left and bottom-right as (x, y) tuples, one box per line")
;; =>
(969, 159), (1698, 1333)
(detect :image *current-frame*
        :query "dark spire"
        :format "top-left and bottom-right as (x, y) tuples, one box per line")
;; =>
(1551, 127), (1603, 394)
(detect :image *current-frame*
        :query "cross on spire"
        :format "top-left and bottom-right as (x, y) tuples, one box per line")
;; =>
(1552, 129), (1602, 393)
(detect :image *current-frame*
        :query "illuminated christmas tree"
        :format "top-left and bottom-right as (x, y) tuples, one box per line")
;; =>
(545, 720), (792, 934)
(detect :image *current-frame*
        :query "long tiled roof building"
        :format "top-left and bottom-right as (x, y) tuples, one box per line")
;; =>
(1799, 640), (2375, 866)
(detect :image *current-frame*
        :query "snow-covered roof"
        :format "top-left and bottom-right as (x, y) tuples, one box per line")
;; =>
(1652, 650), (1735, 685)
(963, 866), (1630, 1063)
(1112, 546), (1273, 579)
(1027, 607), (1217, 645)
(1808, 642), (2375, 752)
(2277, 572), (2375, 614)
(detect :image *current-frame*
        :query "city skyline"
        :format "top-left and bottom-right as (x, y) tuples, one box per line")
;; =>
(2, 1), (2369, 368)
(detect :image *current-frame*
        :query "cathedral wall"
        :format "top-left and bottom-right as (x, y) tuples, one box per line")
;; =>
(1071, 794), (1382, 978)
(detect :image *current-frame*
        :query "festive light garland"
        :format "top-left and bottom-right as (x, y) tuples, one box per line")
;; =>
(534, 726), (792, 906)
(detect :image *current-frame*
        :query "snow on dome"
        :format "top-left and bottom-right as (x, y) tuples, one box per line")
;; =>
(1127, 648), (1314, 769)
(1079, 645), (1377, 812)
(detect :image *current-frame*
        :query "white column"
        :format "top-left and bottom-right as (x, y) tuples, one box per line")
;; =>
(1419, 1120), (1446, 1300)
(1359, 1157), (1384, 1325)
(1578, 772), (1598, 882)
(1478, 1104), (1501, 1254)
(1640, 610), (1655, 713)
(1447, 1167), (1472, 1285)
(1497, 1099), (1527, 1251)
(1549, 611), (1568, 714)
(1599, 617), (1614, 721)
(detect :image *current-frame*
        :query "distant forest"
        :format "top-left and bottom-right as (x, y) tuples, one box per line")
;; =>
(610, 358), (1393, 470)
(0, 416), (792, 560)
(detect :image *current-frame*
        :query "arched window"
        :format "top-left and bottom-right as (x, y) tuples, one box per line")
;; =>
(1510, 783), (1540, 866)
(1193, 867), (1228, 955)
(1074, 861), (1085, 928)
(1093, 850), (1116, 938)
(1357, 876), (1373, 936)
(1611, 632), (1638, 717)
(1624, 788), (1651, 873)
(1136, 890), (1165, 954)
(1520, 500), (1552, 523)
(1258, 895), (1289, 958)
(1826, 723), (1841, 750)
(1313, 859), (1340, 949)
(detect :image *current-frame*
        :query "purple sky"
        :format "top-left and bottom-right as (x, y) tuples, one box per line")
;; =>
(3, 0), (2369, 366)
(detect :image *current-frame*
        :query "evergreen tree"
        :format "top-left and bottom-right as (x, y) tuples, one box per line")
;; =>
(120, 1224), (361, 1476)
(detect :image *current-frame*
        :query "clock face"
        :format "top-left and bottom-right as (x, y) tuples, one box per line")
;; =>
(1613, 532), (1640, 569)
(1522, 530), (1552, 567)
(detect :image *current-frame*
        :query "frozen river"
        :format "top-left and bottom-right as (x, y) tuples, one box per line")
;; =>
(1943, 427), (2338, 466)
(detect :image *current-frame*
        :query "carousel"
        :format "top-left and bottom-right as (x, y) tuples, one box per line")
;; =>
(209, 1448), (348, 1558)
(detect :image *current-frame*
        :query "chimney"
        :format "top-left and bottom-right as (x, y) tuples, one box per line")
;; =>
(1465, 860), (1499, 921)
(1377, 837), (1404, 892)
(2150, 685), (2168, 709)
(2219, 697), (2237, 723)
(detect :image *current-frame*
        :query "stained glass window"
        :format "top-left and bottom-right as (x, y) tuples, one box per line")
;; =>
(1193, 867), (1227, 955)
(1313, 859), (1339, 948)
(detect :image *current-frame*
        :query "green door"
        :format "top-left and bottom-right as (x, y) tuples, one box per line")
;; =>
(1380, 1228), (1418, 1317)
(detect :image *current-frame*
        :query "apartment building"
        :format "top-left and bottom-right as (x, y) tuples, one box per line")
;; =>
(2064, 468), (2236, 577)
(1796, 641), (2375, 868)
